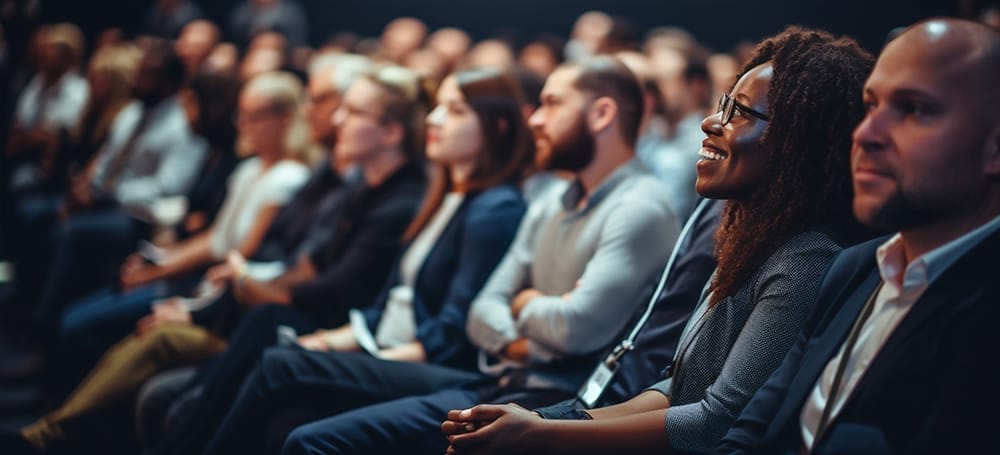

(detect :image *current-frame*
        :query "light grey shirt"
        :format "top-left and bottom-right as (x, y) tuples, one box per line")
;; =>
(467, 159), (681, 366)
(89, 96), (207, 218)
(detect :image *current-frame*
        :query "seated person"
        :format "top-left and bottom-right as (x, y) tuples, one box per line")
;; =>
(28, 41), (208, 334)
(717, 18), (1000, 454)
(3, 61), (378, 454)
(442, 26), (877, 455)
(51, 71), (312, 394)
(177, 66), (536, 455)
(153, 65), (431, 454)
(281, 56), (681, 455)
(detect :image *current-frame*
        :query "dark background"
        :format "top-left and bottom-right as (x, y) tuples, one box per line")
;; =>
(36, 0), (974, 54)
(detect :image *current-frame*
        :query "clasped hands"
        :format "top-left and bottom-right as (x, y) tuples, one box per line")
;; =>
(441, 403), (545, 455)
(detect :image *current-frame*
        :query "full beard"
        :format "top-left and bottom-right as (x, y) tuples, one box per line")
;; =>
(536, 113), (596, 173)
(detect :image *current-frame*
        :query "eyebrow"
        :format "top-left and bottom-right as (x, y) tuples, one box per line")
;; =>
(864, 86), (938, 101)
(540, 93), (561, 103)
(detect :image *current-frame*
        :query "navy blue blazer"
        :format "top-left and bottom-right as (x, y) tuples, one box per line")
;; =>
(361, 184), (526, 371)
(717, 227), (1000, 454)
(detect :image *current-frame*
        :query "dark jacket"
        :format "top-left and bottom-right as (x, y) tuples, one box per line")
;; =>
(251, 160), (355, 264)
(717, 228), (1000, 454)
(291, 162), (426, 327)
(360, 184), (526, 370)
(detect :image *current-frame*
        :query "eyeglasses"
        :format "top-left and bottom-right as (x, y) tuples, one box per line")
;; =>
(717, 93), (769, 126)
(233, 105), (290, 125)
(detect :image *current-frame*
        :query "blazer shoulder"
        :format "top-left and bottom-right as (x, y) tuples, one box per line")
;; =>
(827, 235), (890, 275)
(468, 184), (525, 212)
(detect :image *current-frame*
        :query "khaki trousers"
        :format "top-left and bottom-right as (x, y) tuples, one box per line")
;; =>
(21, 324), (226, 449)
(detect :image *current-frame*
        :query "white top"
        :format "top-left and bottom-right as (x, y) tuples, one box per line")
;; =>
(14, 72), (89, 132)
(800, 214), (1000, 449)
(207, 157), (310, 259)
(89, 96), (208, 215)
(371, 192), (465, 349)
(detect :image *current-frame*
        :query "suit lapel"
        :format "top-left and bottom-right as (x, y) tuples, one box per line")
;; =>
(839, 227), (1000, 413)
(772, 270), (882, 432)
(763, 238), (886, 440)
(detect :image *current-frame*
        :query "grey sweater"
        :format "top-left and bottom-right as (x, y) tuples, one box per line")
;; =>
(467, 159), (681, 366)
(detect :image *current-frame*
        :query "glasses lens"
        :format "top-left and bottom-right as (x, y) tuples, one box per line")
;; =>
(721, 94), (734, 125)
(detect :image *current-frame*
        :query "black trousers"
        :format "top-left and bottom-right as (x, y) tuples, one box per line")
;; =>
(203, 348), (487, 454)
(160, 304), (319, 455)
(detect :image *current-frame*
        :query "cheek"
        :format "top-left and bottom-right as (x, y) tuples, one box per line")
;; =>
(453, 122), (483, 155)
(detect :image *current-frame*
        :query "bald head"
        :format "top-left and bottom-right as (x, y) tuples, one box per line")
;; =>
(886, 18), (1000, 117)
(851, 18), (1000, 237)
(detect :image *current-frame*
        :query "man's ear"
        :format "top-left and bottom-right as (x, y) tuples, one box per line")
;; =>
(381, 121), (405, 149)
(587, 96), (618, 135)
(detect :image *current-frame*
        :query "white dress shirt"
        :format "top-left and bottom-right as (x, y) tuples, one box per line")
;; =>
(14, 72), (89, 132)
(800, 214), (1000, 449)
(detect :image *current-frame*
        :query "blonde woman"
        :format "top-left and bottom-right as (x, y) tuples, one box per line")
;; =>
(46, 71), (314, 408)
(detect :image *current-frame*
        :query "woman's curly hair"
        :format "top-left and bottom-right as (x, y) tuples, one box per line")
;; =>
(709, 26), (876, 305)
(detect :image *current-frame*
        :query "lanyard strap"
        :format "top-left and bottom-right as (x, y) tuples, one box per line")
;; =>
(812, 280), (885, 448)
(604, 199), (710, 366)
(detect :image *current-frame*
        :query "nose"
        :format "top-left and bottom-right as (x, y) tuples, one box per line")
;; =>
(852, 108), (887, 153)
(701, 110), (722, 136)
(331, 106), (346, 128)
(527, 106), (545, 130)
(427, 105), (446, 126)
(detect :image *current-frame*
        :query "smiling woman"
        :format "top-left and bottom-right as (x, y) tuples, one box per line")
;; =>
(441, 26), (880, 455)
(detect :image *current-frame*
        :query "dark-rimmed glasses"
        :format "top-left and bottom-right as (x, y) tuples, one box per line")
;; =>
(717, 93), (769, 125)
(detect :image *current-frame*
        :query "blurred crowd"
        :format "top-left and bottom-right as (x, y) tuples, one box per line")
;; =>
(0, 1), (997, 454)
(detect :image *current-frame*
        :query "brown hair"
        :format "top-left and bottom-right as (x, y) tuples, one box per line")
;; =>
(568, 56), (645, 148)
(709, 26), (876, 305)
(403, 67), (535, 240)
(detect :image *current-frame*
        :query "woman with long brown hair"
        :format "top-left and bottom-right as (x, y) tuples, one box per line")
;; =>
(145, 66), (530, 455)
(186, 66), (535, 455)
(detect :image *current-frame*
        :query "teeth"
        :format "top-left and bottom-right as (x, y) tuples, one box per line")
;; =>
(699, 148), (726, 161)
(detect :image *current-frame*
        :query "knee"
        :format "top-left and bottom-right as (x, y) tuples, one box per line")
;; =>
(257, 347), (300, 386)
(282, 425), (323, 455)
(138, 326), (186, 363)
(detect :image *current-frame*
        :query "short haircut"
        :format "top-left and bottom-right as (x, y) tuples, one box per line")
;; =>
(143, 39), (186, 91)
(569, 56), (645, 148)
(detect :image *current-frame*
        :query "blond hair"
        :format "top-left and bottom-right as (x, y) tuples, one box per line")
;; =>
(237, 71), (320, 164)
(76, 43), (142, 147)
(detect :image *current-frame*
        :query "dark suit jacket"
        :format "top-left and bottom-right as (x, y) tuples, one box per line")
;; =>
(717, 228), (1000, 454)
(360, 184), (526, 371)
(290, 162), (426, 327)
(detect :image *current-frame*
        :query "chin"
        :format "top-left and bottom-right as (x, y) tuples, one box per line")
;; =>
(853, 199), (894, 231)
(694, 180), (724, 200)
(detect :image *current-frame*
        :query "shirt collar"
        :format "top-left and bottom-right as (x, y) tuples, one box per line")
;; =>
(876, 214), (1000, 290)
(560, 158), (647, 213)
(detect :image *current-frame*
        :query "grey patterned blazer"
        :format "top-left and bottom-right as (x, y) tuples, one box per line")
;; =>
(648, 229), (842, 453)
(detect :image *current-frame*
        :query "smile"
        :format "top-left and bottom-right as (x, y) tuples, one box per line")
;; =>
(699, 147), (727, 161)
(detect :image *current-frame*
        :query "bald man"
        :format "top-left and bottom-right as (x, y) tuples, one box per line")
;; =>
(717, 18), (1000, 454)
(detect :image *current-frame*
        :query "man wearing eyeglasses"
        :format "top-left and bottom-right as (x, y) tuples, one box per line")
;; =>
(718, 18), (1000, 454)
